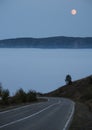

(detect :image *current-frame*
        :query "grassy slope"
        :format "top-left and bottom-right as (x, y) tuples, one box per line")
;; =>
(46, 75), (92, 108)
(45, 75), (92, 129)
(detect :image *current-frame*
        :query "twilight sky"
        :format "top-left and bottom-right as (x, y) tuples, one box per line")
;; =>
(0, 0), (92, 40)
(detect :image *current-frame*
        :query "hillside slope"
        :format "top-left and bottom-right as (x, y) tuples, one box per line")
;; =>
(45, 75), (92, 129)
(46, 75), (92, 109)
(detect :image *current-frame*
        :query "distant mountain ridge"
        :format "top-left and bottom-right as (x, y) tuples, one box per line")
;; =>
(0, 36), (92, 48)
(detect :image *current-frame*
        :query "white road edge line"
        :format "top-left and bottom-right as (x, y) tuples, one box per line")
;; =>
(0, 102), (42, 114)
(62, 102), (75, 130)
(0, 98), (49, 114)
(0, 101), (60, 129)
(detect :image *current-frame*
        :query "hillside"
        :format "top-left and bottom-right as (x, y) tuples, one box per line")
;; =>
(45, 75), (92, 129)
(45, 75), (92, 109)
(0, 36), (92, 48)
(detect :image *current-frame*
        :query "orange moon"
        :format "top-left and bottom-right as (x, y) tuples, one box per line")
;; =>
(71, 9), (77, 15)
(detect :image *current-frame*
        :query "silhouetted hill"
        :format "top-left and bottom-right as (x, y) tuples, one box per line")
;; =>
(45, 75), (92, 110)
(0, 36), (92, 48)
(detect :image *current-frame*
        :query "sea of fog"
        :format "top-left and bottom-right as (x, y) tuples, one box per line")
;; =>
(0, 49), (92, 95)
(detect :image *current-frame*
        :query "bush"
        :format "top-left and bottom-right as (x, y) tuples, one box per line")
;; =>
(27, 90), (37, 102)
(0, 83), (3, 97)
(0, 83), (37, 106)
(13, 88), (27, 104)
(1, 89), (10, 105)
(65, 74), (72, 85)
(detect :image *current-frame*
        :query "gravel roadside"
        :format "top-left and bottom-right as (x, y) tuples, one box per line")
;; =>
(69, 102), (92, 130)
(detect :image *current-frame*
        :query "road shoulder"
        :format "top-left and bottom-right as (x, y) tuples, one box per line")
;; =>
(69, 102), (92, 130)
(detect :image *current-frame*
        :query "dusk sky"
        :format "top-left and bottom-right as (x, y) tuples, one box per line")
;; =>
(0, 0), (92, 40)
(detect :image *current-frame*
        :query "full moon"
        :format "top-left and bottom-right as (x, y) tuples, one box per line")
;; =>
(71, 9), (77, 15)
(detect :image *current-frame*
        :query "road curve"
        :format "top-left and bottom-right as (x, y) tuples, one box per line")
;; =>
(0, 97), (75, 130)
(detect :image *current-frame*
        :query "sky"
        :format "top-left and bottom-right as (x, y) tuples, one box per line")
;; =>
(0, 0), (92, 40)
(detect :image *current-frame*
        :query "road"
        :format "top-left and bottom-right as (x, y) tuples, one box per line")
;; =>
(0, 98), (75, 130)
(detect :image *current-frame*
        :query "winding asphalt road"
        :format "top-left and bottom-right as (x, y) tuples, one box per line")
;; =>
(0, 98), (75, 130)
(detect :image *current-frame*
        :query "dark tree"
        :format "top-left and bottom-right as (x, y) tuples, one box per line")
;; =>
(65, 74), (72, 85)
(0, 83), (3, 97)
(2, 89), (10, 105)
(13, 88), (27, 103)
(27, 90), (37, 102)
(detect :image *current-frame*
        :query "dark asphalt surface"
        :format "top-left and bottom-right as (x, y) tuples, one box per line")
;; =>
(0, 98), (75, 130)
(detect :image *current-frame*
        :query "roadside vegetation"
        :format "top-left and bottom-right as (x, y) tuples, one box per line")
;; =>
(0, 84), (37, 109)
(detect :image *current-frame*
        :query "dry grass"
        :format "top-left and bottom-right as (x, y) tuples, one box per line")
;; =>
(69, 102), (92, 130)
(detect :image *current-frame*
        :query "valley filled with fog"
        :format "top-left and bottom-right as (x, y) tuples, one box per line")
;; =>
(0, 49), (92, 95)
